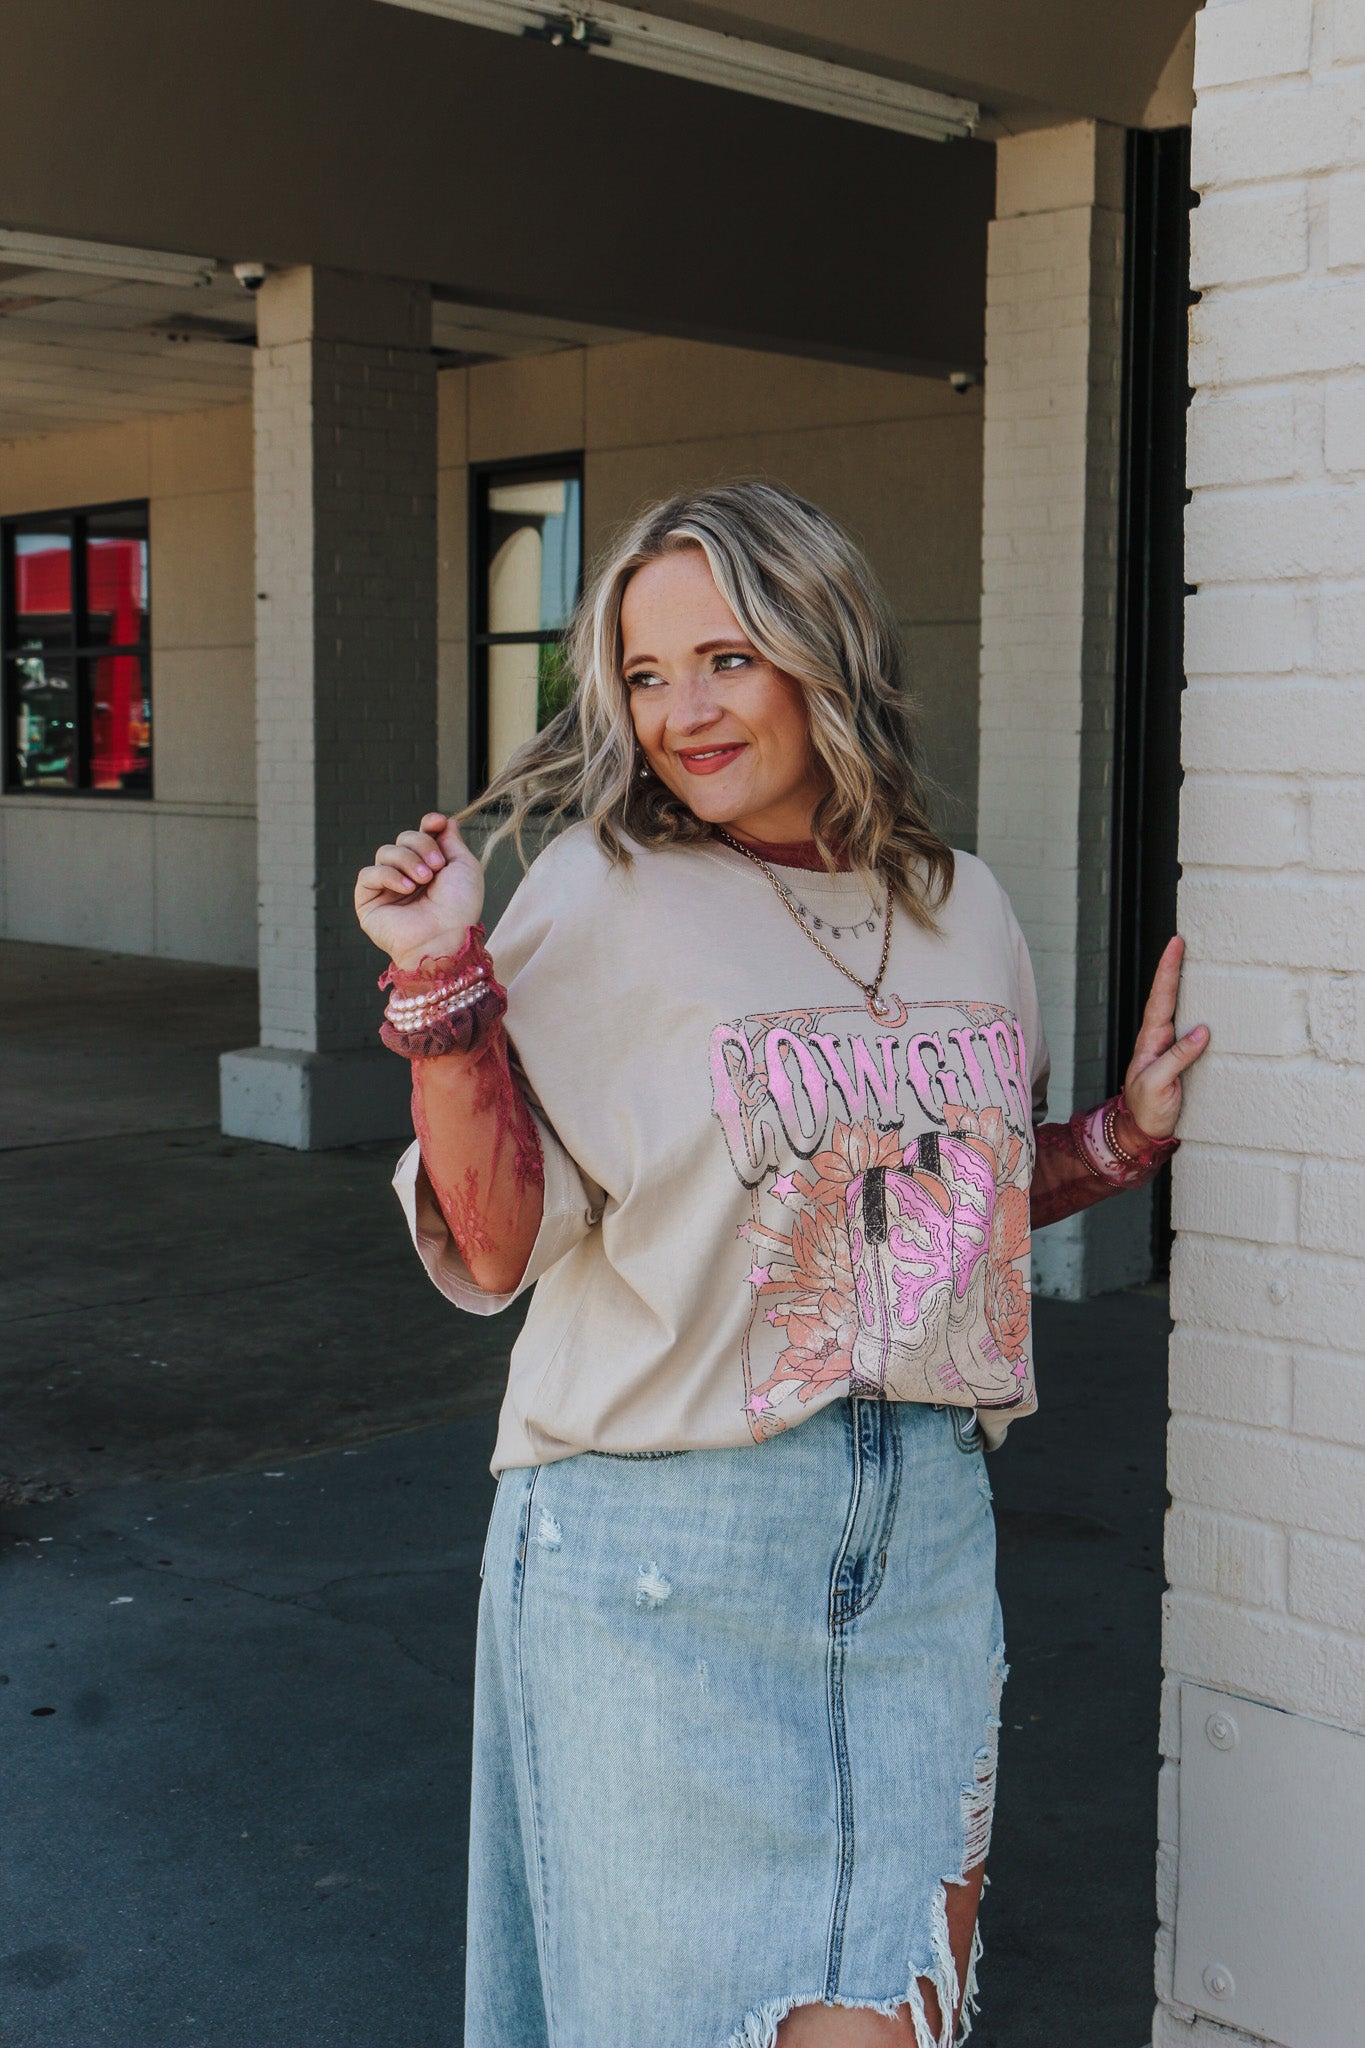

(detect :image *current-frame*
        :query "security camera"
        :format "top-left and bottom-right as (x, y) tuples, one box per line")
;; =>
(948, 369), (980, 395)
(232, 261), (268, 292)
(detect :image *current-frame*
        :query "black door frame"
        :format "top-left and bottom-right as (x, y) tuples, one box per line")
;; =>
(1109, 125), (1194, 1268)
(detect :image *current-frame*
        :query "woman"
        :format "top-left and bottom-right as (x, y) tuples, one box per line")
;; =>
(354, 482), (1207, 2048)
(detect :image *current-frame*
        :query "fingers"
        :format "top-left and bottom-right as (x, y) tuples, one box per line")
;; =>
(1134, 935), (1184, 1042)
(378, 845), (429, 889)
(355, 861), (416, 904)
(426, 811), (468, 863)
(1132, 1024), (1211, 1102)
(1165, 1022), (1210, 1071)
(355, 811), (467, 902)
(395, 828), (446, 881)
(414, 811), (474, 867)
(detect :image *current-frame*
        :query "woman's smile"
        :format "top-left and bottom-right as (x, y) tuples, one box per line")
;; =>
(674, 741), (748, 775)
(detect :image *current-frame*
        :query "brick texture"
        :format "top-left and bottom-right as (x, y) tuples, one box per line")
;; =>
(252, 273), (437, 1054)
(1159, 5), (1365, 2041)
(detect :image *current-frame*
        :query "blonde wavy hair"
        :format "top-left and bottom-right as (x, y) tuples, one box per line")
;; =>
(460, 479), (955, 928)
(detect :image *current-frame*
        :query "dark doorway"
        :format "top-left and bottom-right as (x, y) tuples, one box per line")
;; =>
(1109, 125), (1193, 1270)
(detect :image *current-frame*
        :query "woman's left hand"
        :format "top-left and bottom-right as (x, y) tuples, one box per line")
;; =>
(1122, 936), (1210, 1143)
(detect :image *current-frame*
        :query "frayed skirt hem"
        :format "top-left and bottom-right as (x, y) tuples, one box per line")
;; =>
(725, 1875), (986, 2048)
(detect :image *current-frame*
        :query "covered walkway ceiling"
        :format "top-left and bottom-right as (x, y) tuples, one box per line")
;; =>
(0, 249), (636, 438)
(0, 0), (1195, 414)
(1, 0), (994, 378)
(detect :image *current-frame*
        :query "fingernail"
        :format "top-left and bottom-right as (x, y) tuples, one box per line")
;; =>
(398, 877), (415, 890)
(414, 866), (431, 881)
(428, 853), (445, 868)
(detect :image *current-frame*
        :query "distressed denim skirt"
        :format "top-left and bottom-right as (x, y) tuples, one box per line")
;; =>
(465, 1397), (1005, 2048)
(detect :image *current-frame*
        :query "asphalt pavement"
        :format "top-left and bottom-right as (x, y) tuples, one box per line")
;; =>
(1, 940), (1167, 2047)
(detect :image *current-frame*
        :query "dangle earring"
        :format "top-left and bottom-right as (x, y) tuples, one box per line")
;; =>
(637, 755), (651, 781)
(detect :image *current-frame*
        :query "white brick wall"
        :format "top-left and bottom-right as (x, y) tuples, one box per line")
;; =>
(1160, 3), (1365, 2041)
(977, 120), (1151, 1296)
(252, 271), (437, 1054)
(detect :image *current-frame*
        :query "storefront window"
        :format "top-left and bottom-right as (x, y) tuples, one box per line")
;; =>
(2, 502), (151, 794)
(470, 459), (582, 792)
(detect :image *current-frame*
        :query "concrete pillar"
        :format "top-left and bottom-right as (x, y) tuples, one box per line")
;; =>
(220, 267), (437, 1147)
(976, 119), (1147, 1297)
(1156, 5), (1365, 2045)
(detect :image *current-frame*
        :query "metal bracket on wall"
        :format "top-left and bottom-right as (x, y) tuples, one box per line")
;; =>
(522, 12), (611, 50)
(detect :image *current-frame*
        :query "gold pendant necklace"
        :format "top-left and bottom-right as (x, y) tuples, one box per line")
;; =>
(717, 831), (895, 1018)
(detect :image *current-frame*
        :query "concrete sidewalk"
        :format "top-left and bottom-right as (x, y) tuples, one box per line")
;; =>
(1, 943), (1169, 2045)
(0, 941), (519, 1505)
(4, 1293), (1168, 2048)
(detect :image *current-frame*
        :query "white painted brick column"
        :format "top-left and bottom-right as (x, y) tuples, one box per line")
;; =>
(976, 120), (1151, 1298)
(221, 267), (437, 1147)
(1158, 5), (1365, 2044)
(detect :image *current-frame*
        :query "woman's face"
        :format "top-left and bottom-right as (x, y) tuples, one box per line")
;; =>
(620, 546), (827, 842)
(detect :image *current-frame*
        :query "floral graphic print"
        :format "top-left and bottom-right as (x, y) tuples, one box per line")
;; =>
(710, 997), (1036, 1442)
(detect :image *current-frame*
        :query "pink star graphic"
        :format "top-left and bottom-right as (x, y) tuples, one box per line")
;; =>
(736, 1222), (752, 1241)
(745, 1262), (772, 1290)
(764, 1307), (784, 1326)
(771, 1173), (798, 1203)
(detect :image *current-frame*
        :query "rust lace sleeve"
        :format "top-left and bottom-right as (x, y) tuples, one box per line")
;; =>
(1031, 1093), (1179, 1231)
(380, 929), (545, 1287)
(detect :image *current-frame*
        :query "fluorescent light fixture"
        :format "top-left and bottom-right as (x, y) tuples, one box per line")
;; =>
(380, 1), (979, 142)
(0, 230), (217, 288)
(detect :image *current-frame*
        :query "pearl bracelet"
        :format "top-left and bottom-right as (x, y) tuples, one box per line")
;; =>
(377, 926), (508, 1061)
(383, 962), (491, 1030)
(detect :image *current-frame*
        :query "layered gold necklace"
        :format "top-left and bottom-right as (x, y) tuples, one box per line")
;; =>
(717, 830), (896, 1019)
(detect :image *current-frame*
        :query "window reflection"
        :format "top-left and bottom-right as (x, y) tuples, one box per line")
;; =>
(90, 653), (151, 792)
(3, 503), (151, 796)
(10, 653), (78, 790)
(85, 506), (149, 652)
(486, 477), (581, 637)
(474, 466), (583, 790)
(13, 527), (73, 649)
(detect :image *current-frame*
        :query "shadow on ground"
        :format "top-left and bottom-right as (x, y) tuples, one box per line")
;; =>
(0, 1125), (524, 1503)
(1, 942), (1165, 2046)
(1, 942), (521, 1505)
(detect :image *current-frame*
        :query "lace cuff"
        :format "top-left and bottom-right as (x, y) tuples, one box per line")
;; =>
(377, 925), (508, 1060)
(1031, 1092), (1178, 1229)
(1069, 1091), (1179, 1189)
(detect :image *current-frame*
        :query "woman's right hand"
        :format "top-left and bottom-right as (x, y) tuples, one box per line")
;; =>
(354, 812), (485, 971)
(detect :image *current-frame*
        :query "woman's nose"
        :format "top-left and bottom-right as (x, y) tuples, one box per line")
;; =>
(670, 672), (723, 732)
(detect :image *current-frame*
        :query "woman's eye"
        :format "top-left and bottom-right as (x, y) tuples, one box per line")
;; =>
(625, 671), (662, 690)
(714, 653), (751, 672)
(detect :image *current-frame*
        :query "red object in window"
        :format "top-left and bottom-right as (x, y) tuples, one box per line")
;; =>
(15, 543), (72, 617)
(90, 650), (142, 785)
(89, 542), (147, 787)
(87, 539), (145, 628)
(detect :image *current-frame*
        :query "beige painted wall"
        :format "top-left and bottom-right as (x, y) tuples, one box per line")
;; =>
(439, 338), (984, 848)
(0, 403), (256, 965)
(0, 339), (983, 967)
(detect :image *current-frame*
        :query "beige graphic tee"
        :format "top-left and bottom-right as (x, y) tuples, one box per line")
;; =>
(394, 828), (1050, 1473)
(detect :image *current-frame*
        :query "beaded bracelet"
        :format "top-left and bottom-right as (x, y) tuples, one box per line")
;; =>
(1069, 1091), (1179, 1189)
(377, 925), (508, 1060)
(1114, 1088), (1179, 1168)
